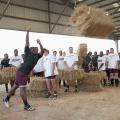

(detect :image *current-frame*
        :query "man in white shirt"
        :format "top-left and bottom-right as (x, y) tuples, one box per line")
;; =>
(97, 51), (107, 86)
(33, 57), (44, 77)
(107, 48), (119, 87)
(43, 49), (58, 99)
(104, 50), (110, 83)
(57, 50), (66, 87)
(9, 49), (24, 88)
(9, 49), (24, 68)
(64, 47), (78, 92)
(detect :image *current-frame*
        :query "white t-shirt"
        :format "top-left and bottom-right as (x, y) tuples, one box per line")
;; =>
(107, 53), (119, 69)
(57, 56), (65, 70)
(64, 53), (78, 69)
(33, 57), (44, 73)
(9, 55), (24, 68)
(97, 56), (106, 71)
(43, 55), (58, 77)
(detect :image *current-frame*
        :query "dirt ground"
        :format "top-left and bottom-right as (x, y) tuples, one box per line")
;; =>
(0, 85), (120, 120)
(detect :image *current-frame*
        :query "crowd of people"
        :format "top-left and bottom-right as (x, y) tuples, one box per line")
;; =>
(1, 30), (120, 111)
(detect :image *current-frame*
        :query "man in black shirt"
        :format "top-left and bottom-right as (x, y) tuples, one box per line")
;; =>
(1, 53), (10, 93)
(3, 30), (44, 111)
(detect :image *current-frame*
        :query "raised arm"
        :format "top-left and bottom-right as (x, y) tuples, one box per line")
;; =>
(36, 39), (44, 56)
(25, 30), (29, 47)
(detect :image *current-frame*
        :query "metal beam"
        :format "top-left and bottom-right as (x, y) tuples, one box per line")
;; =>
(98, 0), (119, 8)
(1, 14), (70, 27)
(88, 0), (104, 6)
(0, 0), (71, 17)
(0, 0), (11, 20)
(50, 0), (70, 33)
(112, 15), (120, 19)
(43, 0), (65, 6)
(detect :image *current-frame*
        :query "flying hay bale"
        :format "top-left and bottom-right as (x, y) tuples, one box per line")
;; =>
(78, 71), (106, 92)
(70, 5), (115, 38)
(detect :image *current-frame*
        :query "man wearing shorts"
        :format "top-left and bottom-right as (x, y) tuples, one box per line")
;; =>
(43, 49), (58, 99)
(107, 48), (119, 87)
(64, 47), (78, 92)
(97, 51), (107, 86)
(33, 56), (44, 77)
(3, 30), (44, 111)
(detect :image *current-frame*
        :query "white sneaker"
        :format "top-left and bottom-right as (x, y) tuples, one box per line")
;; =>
(3, 98), (10, 108)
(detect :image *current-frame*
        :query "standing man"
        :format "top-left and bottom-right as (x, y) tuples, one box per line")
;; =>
(1, 53), (10, 93)
(107, 48), (119, 87)
(97, 51), (107, 86)
(3, 30), (44, 111)
(91, 51), (98, 71)
(9, 49), (24, 87)
(57, 50), (66, 87)
(64, 47), (78, 92)
(43, 49), (58, 99)
(33, 57), (44, 77)
(9, 49), (24, 68)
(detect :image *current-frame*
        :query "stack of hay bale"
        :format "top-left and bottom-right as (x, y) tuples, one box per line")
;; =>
(0, 67), (16, 85)
(70, 5), (115, 38)
(28, 76), (47, 97)
(77, 44), (87, 67)
(78, 71), (107, 92)
(58, 69), (107, 91)
(58, 69), (84, 86)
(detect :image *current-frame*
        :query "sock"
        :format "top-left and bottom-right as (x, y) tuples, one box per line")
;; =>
(23, 99), (30, 107)
(103, 79), (106, 86)
(5, 96), (10, 102)
(67, 85), (69, 89)
(115, 79), (119, 86)
(111, 79), (114, 86)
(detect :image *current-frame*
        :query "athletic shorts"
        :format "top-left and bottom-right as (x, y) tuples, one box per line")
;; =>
(15, 70), (28, 87)
(33, 71), (44, 77)
(45, 75), (56, 80)
(109, 69), (118, 74)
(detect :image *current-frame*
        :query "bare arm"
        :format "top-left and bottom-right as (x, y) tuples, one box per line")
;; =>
(25, 30), (29, 47)
(52, 62), (56, 76)
(72, 61), (78, 67)
(36, 39), (44, 56)
(64, 61), (69, 68)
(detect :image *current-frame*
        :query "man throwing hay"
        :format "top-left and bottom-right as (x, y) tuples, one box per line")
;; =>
(3, 29), (44, 111)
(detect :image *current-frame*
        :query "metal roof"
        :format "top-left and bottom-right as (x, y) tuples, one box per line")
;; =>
(0, 0), (120, 40)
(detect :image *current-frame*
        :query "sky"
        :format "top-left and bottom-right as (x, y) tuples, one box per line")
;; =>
(0, 29), (117, 58)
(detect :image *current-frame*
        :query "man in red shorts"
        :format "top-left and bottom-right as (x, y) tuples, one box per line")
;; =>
(107, 48), (119, 87)
(3, 30), (44, 111)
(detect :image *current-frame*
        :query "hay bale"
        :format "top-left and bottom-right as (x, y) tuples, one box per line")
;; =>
(28, 77), (47, 97)
(0, 67), (16, 85)
(70, 5), (115, 38)
(29, 76), (46, 91)
(78, 71), (104, 92)
(58, 69), (84, 86)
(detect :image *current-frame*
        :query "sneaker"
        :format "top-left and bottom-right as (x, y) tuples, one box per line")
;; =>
(45, 92), (52, 98)
(3, 98), (9, 108)
(64, 88), (69, 92)
(24, 105), (35, 111)
(49, 94), (57, 99)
